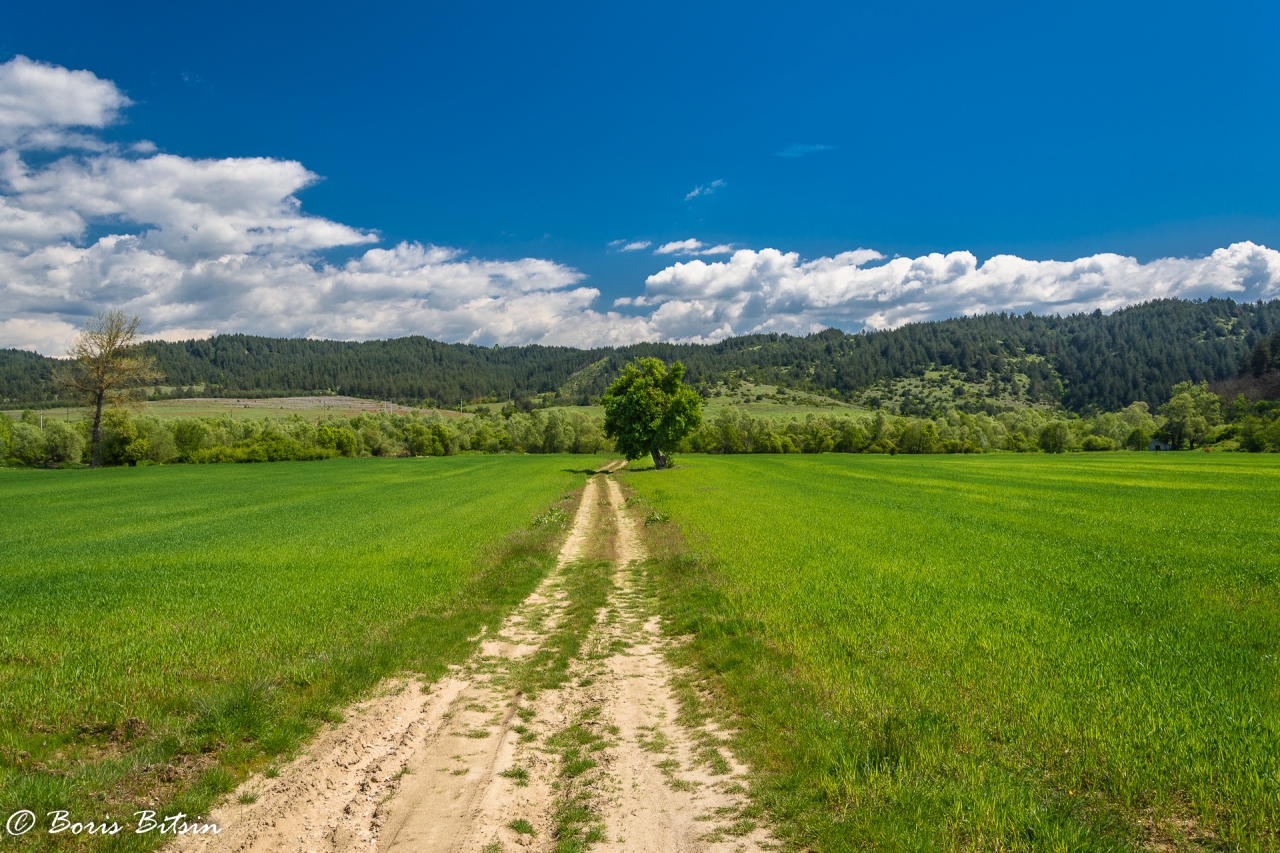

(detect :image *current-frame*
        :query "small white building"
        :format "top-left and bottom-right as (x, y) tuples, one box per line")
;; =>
(1149, 439), (1172, 451)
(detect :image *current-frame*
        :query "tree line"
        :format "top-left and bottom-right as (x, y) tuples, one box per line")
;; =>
(0, 406), (612, 466)
(5, 307), (1277, 469)
(4, 298), (1278, 414)
(6, 377), (1276, 469)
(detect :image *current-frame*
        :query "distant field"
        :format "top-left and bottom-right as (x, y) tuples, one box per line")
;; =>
(6, 383), (868, 427)
(3, 395), (471, 422)
(0, 456), (598, 843)
(473, 381), (870, 420)
(623, 454), (1280, 851)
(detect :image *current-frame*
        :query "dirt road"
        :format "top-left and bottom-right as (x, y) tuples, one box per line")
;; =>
(171, 466), (770, 853)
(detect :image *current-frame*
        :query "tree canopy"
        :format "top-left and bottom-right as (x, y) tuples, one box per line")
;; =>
(602, 358), (702, 469)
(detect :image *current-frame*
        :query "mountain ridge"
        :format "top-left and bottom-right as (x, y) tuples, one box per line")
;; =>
(4, 297), (1278, 412)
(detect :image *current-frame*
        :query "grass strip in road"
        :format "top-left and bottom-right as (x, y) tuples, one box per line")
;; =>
(508, 556), (615, 700)
(512, 555), (614, 851)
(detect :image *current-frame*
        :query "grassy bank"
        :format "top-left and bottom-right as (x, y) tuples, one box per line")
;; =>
(623, 454), (1280, 851)
(0, 455), (603, 848)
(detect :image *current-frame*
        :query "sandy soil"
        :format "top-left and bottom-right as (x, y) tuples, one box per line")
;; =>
(170, 463), (770, 853)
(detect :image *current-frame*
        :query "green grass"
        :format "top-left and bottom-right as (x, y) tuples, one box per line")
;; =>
(508, 817), (537, 835)
(0, 455), (601, 848)
(4, 395), (473, 423)
(623, 453), (1280, 852)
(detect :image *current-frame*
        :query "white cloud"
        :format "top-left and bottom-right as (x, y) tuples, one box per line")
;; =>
(776, 143), (835, 158)
(0, 316), (80, 355)
(0, 56), (131, 147)
(2, 58), (1279, 357)
(653, 239), (733, 257)
(0, 57), (615, 354)
(637, 244), (1280, 340)
(655, 238), (703, 255)
(683, 178), (725, 201)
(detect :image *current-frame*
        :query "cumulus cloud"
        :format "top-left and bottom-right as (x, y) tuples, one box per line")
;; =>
(684, 178), (724, 201)
(0, 56), (131, 147)
(0, 56), (625, 354)
(2, 57), (1279, 357)
(776, 143), (835, 158)
(636, 244), (1280, 340)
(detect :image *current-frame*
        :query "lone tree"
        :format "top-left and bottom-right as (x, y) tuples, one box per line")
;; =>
(602, 357), (702, 469)
(54, 310), (161, 467)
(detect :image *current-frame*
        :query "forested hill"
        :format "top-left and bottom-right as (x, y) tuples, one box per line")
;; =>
(4, 297), (1278, 412)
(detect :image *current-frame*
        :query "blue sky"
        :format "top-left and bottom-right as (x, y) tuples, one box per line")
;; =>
(3, 1), (1280, 353)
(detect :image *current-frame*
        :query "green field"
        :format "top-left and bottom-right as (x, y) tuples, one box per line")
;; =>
(4, 453), (1278, 851)
(622, 454), (1280, 851)
(3, 384), (865, 426)
(0, 456), (598, 843)
(3, 395), (470, 423)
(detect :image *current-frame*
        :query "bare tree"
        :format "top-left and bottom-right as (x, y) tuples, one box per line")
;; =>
(54, 311), (162, 467)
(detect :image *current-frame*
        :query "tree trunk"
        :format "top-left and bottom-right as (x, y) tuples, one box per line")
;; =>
(650, 447), (667, 470)
(90, 391), (105, 468)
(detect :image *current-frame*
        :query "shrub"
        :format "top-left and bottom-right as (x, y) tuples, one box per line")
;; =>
(190, 435), (336, 464)
(833, 421), (868, 452)
(1082, 434), (1115, 452)
(100, 409), (150, 466)
(1124, 428), (1149, 451)
(43, 420), (85, 463)
(173, 418), (213, 460)
(1239, 416), (1280, 452)
(406, 422), (450, 457)
(1005, 430), (1035, 452)
(1039, 422), (1070, 453)
(9, 423), (47, 464)
(898, 421), (939, 454)
(317, 423), (358, 457)
(135, 416), (178, 463)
